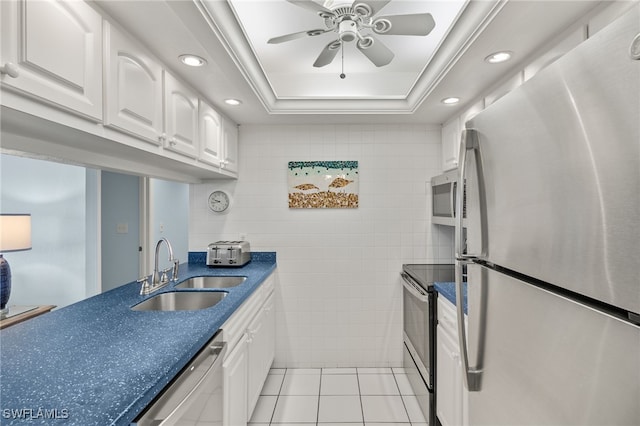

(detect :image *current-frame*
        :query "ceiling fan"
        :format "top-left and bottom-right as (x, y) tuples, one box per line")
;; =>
(267, 0), (436, 69)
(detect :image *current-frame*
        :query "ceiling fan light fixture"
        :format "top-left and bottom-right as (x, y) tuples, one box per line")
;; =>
(373, 19), (392, 34)
(338, 20), (358, 42)
(485, 51), (513, 64)
(441, 97), (460, 105)
(353, 3), (373, 18)
(357, 36), (374, 49)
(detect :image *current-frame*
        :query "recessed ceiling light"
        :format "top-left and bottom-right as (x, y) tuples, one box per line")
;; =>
(484, 51), (513, 64)
(179, 54), (207, 67)
(441, 97), (460, 105)
(224, 99), (242, 106)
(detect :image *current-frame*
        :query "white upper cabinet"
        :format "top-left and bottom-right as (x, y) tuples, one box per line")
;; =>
(164, 72), (199, 159)
(0, 0), (102, 120)
(199, 99), (222, 167)
(441, 100), (484, 171)
(103, 21), (163, 145)
(441, 117), (460, 172)
(221, 117), (239, 174)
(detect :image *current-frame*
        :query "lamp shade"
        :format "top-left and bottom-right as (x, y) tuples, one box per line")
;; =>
(0, 214), (32, 252)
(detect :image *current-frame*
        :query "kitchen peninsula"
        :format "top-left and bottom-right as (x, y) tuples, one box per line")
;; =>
(0, 253), (276, 425)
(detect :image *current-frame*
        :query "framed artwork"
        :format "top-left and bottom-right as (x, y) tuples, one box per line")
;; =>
(288, 161), (359, 209)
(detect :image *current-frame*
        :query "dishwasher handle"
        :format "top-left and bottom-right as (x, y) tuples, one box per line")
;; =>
(135, 333), (227, 426)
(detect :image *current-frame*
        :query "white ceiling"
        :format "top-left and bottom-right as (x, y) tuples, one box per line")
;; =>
(94, 0), (606, 125)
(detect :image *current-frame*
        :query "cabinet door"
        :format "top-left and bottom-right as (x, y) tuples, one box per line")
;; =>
(199, 99), (222, 167)
(223, 334), (248, 426)
(221, 117), (239, 174)
(0, 0), (102, 120)
(164, 72), (199, 158)
(437, 324), (463, 426)
(104, 21), (163, 145)
(441, 117), (460, 172)
(246, 294), (275, 417)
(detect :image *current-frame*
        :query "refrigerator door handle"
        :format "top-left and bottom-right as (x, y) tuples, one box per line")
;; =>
(455, 128), (487, 260)
(456, 259), (482, 391)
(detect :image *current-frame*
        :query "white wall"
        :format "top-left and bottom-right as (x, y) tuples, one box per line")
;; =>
(0, 154), (97, 308)
(150, 178), (189, 270)
(190, 124), (453, 368)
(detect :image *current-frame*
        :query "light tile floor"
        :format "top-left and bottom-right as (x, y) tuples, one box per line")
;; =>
(249, 367), (428, 426)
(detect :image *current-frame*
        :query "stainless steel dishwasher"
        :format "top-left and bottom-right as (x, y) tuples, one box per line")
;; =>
(134, 331), (226, 426)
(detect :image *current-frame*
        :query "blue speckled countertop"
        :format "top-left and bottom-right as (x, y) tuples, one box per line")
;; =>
(0, 252), (276, 425)
(434, 282), (468, 315)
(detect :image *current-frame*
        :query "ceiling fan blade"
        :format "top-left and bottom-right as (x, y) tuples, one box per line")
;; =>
(373, 13), (436, 36)
(356, 35), (394, 67)
(268, 29), (329, 44)
(286, 0), (334, 15)
(313, 40), (341, 67)
(352, 0), (391, 17)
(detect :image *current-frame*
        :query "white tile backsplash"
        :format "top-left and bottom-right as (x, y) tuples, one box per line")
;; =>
(189, 124), (452, 368)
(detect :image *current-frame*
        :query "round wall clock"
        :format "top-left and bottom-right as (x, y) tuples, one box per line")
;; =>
(208, 190), (231, 213)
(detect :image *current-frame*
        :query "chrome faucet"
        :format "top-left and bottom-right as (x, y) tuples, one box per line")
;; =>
(139, 238), (179, 295)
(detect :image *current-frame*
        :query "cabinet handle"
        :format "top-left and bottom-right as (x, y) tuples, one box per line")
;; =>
(169, 137), (177, 147)
(0, 62), (19, 78)
(158, 133), (167, 143)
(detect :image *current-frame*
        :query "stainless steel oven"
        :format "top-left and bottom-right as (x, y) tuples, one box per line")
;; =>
(134, 331), (226, 426)
(402, 264), (454, 426)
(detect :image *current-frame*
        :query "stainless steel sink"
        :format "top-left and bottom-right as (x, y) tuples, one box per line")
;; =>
(131, 291), (227, 311)
(175, 276), (246, 289)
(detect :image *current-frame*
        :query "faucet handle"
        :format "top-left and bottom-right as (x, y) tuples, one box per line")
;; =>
(137, 275), (151, 295)
(172, 259), (179, 281)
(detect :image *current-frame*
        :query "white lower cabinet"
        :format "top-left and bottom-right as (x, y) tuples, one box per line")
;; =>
(246, 294), (275, 416)
(223, 333), (248, 426)
(437, 296), (468, 426)
(221, 273), (275, 426)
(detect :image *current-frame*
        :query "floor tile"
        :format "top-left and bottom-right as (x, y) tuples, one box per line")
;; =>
(285, 368), (321, 375)
(323, 367), (357, 375)
(249, 395), (277, 423)
(272, 395), (319, 423)
(402, 394), (427, 423)
(357, 367), (393, 374)
(280, 373), (321, 395)
(394, 373), (414, 395)
(261, 373), (285, 395)
(358, 374), (400, 395)
(361, 395), (410, 423)
(321, 374), (360, 395)
(318, 395), (363, 423)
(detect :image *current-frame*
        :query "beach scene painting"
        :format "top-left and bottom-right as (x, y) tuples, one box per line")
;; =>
(288, 161), (359, 209)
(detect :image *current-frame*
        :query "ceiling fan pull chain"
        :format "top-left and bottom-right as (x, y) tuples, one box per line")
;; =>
(340, 41), (346, 79)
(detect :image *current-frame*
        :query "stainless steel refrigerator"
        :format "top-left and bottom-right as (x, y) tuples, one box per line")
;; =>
(454, 4), (640, 425)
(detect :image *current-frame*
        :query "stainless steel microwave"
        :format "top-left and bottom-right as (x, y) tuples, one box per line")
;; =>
(430, 169), (465, 226)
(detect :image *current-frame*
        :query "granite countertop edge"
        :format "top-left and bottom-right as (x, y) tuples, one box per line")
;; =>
(0, 252), (277, 426)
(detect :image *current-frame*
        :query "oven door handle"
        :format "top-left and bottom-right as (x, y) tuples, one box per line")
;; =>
(401, 272), (430, 302)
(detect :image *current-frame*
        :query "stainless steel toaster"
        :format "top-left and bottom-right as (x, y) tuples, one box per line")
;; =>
(206, 241), (251, 267)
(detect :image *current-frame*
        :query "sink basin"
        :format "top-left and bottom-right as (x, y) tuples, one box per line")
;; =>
(175, 276), (246, 289)
(131, 291), (227, 311)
